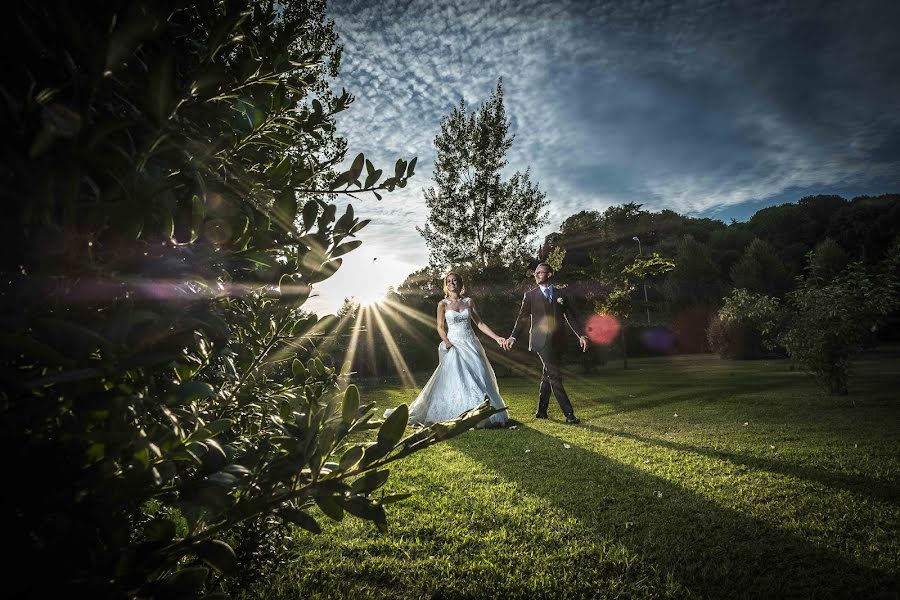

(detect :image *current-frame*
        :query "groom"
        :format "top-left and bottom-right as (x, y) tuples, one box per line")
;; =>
(503, 263), (589, 424)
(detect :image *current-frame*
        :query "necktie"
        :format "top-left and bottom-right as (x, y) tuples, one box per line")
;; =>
(544, 287), (552, 303)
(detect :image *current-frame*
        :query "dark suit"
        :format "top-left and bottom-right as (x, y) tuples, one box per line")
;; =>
(510, 285), (584, 418)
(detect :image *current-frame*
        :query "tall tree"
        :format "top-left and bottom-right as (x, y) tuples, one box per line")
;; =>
(730, 238), (793, 296)
(417, 80), (548, 269)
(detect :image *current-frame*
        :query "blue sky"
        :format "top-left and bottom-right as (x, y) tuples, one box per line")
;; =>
(305, 0), (900, 314)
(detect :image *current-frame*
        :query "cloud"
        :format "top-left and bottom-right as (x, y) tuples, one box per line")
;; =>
(309, 0), (900, 313)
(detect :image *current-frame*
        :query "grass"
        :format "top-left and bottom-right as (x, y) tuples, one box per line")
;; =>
(246, 350), (900, 599)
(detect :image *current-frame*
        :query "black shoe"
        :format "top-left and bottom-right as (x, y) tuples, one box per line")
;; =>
(534, 412), (548, 419)
(565, 416), (581, 425)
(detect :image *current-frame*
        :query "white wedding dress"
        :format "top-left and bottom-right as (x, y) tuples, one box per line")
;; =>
(396, 298), (508, 428)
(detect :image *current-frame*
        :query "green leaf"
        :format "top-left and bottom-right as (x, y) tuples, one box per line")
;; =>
(144, 518), (177, 542)
(350, 469), (390, 495)
(280, 508), (322, 533)
(350, 219), (371, 234)
(377, 404), (408, 448)
(380, 493), (413, 505)
(301, 200), (318, 231)
(336, 496), (387, 525)
(292, 358), (306, 379)
(205, 419), (232, 436)
(330, 240), (362, 258)
(314, 496), (344, 522)
(338, 445), (364, 470)
(173, 381), (215, 403)
(394, 159), (406, 179)
(407, 156), (417, 177)
(349, 153), (365, 180)
(194, 539), (236, 573)
(156, 567), (209, 597)
(364, 168), (382, 189)
(274, 190), (297, 225)
(342, 385), (360, 424)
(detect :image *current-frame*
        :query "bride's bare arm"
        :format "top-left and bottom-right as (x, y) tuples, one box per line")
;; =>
(436, 302), (452, 349)
(469, 299), (505, 345)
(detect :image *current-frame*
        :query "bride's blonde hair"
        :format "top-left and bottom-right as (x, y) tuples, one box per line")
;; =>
(443, 271), (466, 297)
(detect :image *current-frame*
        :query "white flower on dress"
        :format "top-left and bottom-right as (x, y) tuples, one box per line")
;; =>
(556, 297), (564, 305)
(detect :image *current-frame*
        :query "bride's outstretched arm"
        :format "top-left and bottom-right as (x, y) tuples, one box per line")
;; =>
(469, 299), (505, 345)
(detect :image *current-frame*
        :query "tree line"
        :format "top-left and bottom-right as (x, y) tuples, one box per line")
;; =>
(328, 83), (900, 395)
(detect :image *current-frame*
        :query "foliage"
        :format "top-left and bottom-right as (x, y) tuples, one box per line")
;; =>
(707, 288), (783, 359)
(661, 234), (722, 309)
(777, 241), (900, 394)
(417, 80), (548, 269)
(596, 253), (676, 321)
(546, 246), (567, 272)
(1, 1), (491, 597)
(730, 238), (794, 296)
(806, 238), (848, 283)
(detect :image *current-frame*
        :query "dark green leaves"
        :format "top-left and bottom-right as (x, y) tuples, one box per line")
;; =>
(193, 540), (237, 573)
(342, 385), (360, 424)
(377, 404), (408, 448)
(301, 200), (319, 231)
(279, 508), (322, 533)
(330, 240), (362, 258)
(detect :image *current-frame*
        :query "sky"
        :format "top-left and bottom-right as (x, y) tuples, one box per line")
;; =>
(304, 0), (900, 315)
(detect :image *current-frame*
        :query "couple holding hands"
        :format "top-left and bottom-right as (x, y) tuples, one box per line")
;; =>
(400, 263), (589, 428)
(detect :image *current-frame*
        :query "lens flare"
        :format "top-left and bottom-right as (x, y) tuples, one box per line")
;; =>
(586, 313), (620, 345)
(640, 327), (676, 353)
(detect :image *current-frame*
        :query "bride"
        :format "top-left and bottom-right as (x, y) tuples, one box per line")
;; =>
(391, 271), (509, 428)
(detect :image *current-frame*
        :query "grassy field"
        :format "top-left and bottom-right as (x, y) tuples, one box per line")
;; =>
(247, 351), (900, 599)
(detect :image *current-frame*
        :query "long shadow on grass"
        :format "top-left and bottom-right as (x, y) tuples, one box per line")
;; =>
(583, 423), (900, 503)
(577, 380), (793, 417)
(449, 426), (897, 599)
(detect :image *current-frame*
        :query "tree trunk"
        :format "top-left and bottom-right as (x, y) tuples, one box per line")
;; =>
(621, 325), (628, 370)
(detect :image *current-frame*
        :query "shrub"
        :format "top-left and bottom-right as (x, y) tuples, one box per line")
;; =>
(2, 2), (491, 597)
(707, 289), (782, 359)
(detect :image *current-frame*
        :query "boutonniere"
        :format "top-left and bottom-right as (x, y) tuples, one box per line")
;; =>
(556, 297), (564, 305)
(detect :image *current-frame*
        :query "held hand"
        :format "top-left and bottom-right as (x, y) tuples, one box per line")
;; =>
(579, 335), (589, 353)
(504, 338), (516, 351)
(495, 336), (506, 347)
(444, 340), (454, 350)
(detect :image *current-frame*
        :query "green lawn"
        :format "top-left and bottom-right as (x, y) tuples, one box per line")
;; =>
(248, 351), (900, 599)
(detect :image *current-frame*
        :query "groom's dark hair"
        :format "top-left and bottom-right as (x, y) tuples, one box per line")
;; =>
(535, 262), (554, 273)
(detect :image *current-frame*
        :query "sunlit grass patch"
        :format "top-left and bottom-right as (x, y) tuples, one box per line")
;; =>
(246, 352), (900, 599)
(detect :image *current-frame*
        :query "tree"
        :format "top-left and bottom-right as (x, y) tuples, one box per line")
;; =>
(730, 238), (793, 296)
(1, 2), (492, 597)
(662, 235), (722, 308)
(707, 289), (783, 359)
(778, 241), (900, 394)
(417, 80), (548, 269)
(595, 253), (675, 368)
(807, 238), (848, 282)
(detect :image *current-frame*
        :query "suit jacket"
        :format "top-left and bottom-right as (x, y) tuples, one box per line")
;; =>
(511, 286), (584, 352)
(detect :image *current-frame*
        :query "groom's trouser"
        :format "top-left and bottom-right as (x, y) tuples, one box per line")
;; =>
(536, 347), (575, 418)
